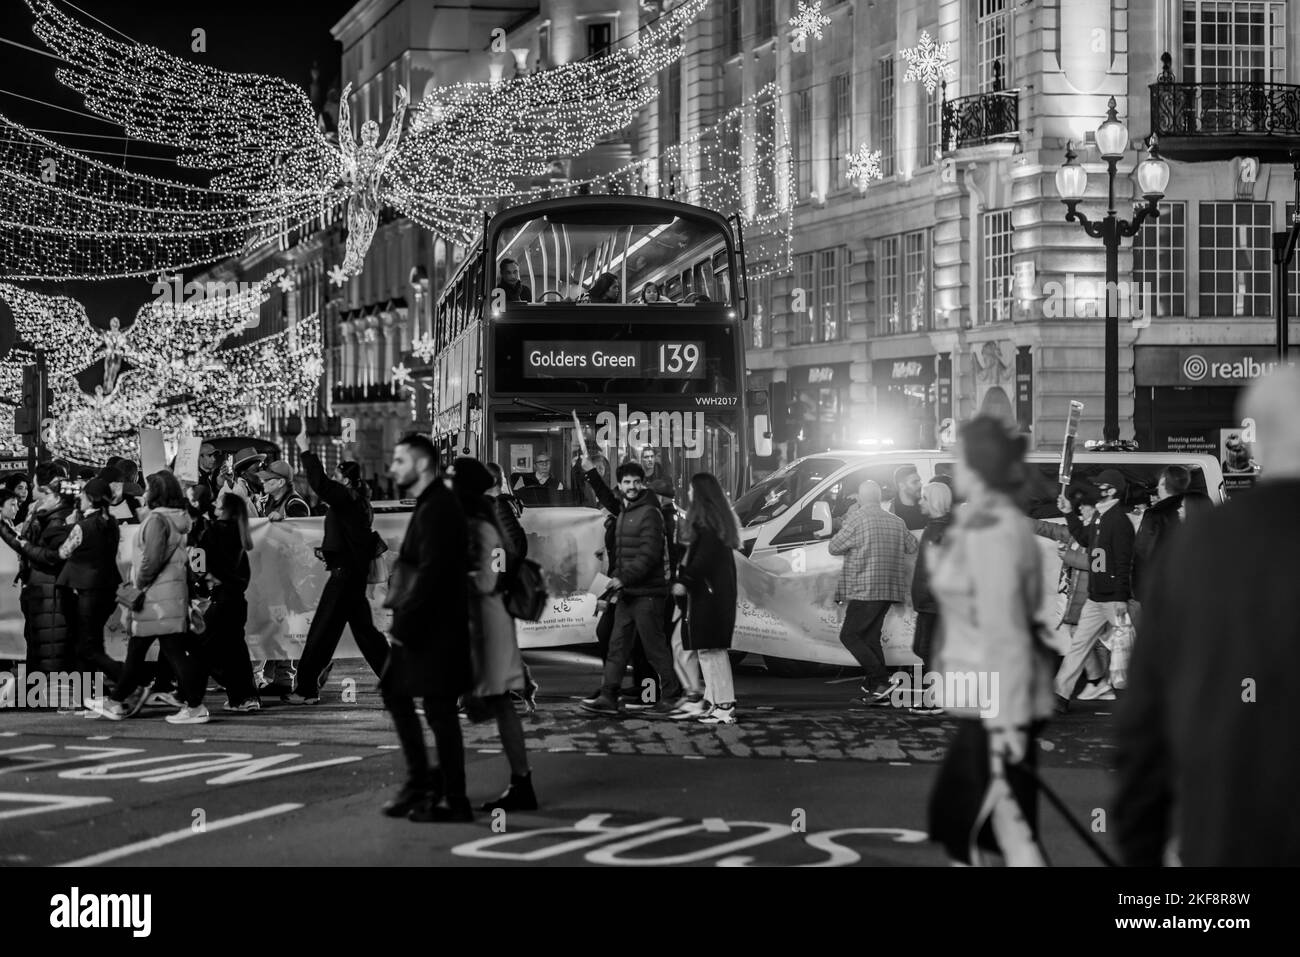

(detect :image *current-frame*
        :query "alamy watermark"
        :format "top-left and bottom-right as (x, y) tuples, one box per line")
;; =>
(888, 666), (1001, 719)
(593, 404), (705, 459)
(0, 666), (104, 709)
(1036, 276), (1156, 327)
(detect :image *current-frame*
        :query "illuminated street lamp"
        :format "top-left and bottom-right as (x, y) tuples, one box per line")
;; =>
(1055, 97), (1169, 445)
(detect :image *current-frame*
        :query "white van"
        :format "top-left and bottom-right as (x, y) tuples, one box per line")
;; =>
(732, 449), (1225, 675)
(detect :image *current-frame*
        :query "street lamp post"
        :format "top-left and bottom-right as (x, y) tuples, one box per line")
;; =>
(1055, 96), (1171, 445)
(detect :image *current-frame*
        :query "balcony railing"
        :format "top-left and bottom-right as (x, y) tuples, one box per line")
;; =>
(942, 90), (1019, 152)
(1149, 52), (1300, 161)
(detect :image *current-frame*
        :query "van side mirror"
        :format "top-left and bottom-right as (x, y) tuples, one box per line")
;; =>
(753, 415), (773, 457)
(812, 501), (833, 538)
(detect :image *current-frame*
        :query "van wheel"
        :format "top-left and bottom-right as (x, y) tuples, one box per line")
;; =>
(763, 655), (836, 679)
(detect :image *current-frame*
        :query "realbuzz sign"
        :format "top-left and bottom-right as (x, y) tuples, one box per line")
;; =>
(594, 404), (705, 459)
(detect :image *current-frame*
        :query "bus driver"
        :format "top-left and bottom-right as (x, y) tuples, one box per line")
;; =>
(498, 258), (533, 303)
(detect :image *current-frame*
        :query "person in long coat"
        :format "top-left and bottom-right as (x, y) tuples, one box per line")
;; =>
(671, 472), (741, 724)
(56, 477), (123, 688)
(0, 466), (75, 683)
(451, 457), (537, 812)
(380, 434), (473, 823)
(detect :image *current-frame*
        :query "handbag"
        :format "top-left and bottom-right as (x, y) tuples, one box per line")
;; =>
(115, 517), (187, 613)
(367, 531), (390, 585)
(1108, 614), (1133, 690)
(502, 556), (548, 622)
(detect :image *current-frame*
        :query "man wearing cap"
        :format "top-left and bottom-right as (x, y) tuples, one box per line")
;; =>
(1055, 468), (1135, 713)
(217, 447), (265, 519)
(258, 460), (311, 521)
(196, 443), (220, 499)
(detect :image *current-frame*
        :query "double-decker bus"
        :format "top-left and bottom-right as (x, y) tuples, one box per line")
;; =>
(425, 195), (758, 504)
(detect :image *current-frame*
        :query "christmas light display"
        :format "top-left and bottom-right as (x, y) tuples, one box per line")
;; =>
(847, 144), (884, 188)
(789, 2), (832, 43)
(900, 30), (954, 95)
(7, 0), (707, 281)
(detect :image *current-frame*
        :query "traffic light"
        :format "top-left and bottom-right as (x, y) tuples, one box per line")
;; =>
(13, 365), (40, 435)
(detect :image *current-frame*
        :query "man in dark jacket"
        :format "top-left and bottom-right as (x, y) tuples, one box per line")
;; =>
(56, 477), (123, 688)
(380, 433), (473, 822)
(286, 432), (389, 703)
(580, 462), (683, 716)
(1129, 464), (1188, 622)
(1115, 368), (1300, 865)
(1054, 468), (1134, 712)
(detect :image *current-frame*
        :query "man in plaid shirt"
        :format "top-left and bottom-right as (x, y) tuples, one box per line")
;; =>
(829, 480), (918, 704)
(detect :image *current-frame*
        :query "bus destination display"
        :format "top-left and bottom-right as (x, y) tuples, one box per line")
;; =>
(523, 340), (705, 379)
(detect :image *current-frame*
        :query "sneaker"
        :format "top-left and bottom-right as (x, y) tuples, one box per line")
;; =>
(579, 693), (622, 716)
(254, 674), (271, 690)
(83, 695), (128, 721)
(122, 683), (152, 717)
(165, 704), (211, 725)
(698, 703), (737, 725)
(1077, 679), (1116, 701)
(480, 773), (538, 813)
(667, 695), (709, 720)
(579, 688), (603, 706)
(224, 698), (262, 713)
(646, 698), (680, 717)
(281, 692), (321, 705)
(145, 691), (183, 709)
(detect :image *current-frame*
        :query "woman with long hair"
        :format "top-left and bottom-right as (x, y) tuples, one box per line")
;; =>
(926, 417), (1055, 866)
(85, 471), (207, 724)
(586, 272), (621, 303)
(199, 493), (260, 711)
(450, 457), (537, 812)
(485, 461), (540, 712)
(637, 281), (661, 303)
(909, 481), (953, 714)
(669, 472), (742, 725)
(2, 473), (31, 525)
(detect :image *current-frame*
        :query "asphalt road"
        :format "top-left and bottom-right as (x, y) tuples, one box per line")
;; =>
(0, 651), (1123, 867)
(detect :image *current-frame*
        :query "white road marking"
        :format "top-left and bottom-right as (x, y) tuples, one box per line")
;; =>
(477, 749), (501, 754)
(0, 732), (18, 737)
(888, 761), (911, 766)
(183, 739), (206, 744)
(376, 745), (400, 750)
(0, 791), (113, 822)
(794, 758), (817, 764)
(277, 741), (301, 747)
(86, 736), (111, 741)
(683, 755), (705, 760)
(57, 803), (304, 867)
(585, 752), (607, 757)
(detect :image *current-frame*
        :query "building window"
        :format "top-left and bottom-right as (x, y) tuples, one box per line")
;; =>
(794, 89), (812, 199)
(757, 92), (777, 211)
(794, 252), (816, 344)
(724, 0), (742, 56)
(751, 268), (773, 347)
(819, 248), (846, 341)
(538, 22), (551, 68)
(1198, 201), (1271, 317)
(587, 22), (612, 58)
(982, 209), (1014, 323)
(660, 54), (681, 149)
(879, 236), (900, 334)
(1133, 201), (1187, 318)
(903, 231), (929, 333)
(831, 73), (852, 185)
(978, 0), (1009, 90)
(1289, 203), (1300, 319)
(1182, 1), (1287, 84)
(877, 57), (895, 178)
(919, 92), (939, 167)
(756, 0), (776, 40)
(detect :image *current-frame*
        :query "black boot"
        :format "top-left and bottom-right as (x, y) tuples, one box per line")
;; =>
(409, 794), (473, 823)
(381, 767), (441, 818)
(480, 772), (538, 812)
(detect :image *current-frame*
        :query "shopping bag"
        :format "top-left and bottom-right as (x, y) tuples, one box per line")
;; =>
(1108, 615), (1133, 690)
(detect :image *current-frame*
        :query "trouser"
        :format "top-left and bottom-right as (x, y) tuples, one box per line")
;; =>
(485, 694), (530, 777)
(839, 599), (893, 690)
(1055, 599), (1126, 700)
(111, 633), (206, 708)
(252, 659), (296, 687)
(670, 626), (704, 697)
(595, 601), (655, 694)
(63, 587), (122, 687)
(602, 595), (683, 701)
(697, 648), (735, 706)
(1126, 599), (1142, 634)
(203, 596), (258, 705)
(913, 611), (939, 673)
(383, 691), (465, 799)
(296, 564), (389, 695)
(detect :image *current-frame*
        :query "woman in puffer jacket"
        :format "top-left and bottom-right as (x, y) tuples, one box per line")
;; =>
(0, 466), (75, 679)
(85, 471), (208, 725)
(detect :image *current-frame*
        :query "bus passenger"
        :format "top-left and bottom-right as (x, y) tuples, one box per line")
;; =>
(497, 258), (532, 303)
(586, 272), (621, 303)
(640, 448), (674, 500)
(512, 452), (565, 505)
(637, 281), (661, 303)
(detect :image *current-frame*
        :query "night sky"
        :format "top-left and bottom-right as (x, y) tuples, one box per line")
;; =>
(1, 0), (358, 327)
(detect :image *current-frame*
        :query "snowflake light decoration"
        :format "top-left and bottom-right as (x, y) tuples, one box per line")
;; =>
(302, 356), (324, 379)
(789, 1), (831, 42)
(900, 30), (954, 95)
(411, 334), (437, 364)
(328, 264), (348, 286)
(846, 144), (884, 187)
(392, 362), (413, 390)
(277, 275), (295, 293)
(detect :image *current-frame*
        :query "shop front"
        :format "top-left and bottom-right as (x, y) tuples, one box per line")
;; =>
(787, 363), (852, 456)
(1133, 345), (1289, 492)
(872, 356), (937, 449)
